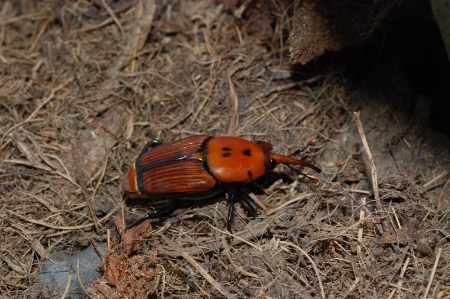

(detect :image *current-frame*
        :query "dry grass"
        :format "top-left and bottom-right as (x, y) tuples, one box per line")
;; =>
(1, 0), (449, 298)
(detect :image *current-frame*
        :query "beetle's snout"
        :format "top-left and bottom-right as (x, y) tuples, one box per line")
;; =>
(270, 153), (321, 173)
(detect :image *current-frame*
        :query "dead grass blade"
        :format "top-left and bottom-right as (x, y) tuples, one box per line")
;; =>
(161, 235), (237, 299)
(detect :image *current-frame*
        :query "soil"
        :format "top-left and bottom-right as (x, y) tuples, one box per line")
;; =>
(1, 1), (449, 298)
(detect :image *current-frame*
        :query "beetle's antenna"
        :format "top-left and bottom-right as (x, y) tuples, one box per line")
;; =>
(286, 140), (320, 184)
(289, 139), (316, 157)
(287, 165), (320, 184)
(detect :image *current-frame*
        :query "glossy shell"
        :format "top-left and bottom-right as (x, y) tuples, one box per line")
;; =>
(123, 135), (220, 199)
(205, 136), (271, 183)
(123, 135), (321, 199)
(123, 135), (322, 230)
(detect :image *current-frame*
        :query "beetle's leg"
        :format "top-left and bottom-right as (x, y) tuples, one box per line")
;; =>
(287, 165), (320, 184)
(126, 199), (176, 230)
(287, 139), (321, 183)
(225, 185), (237, 233)
(237, 188), (259, 216)
(137, 139), (163, 157)
(289, 139), (316, 157)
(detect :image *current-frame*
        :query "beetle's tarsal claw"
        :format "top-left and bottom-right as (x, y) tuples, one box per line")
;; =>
(289, 139), (316, 157)
(302, 173), (320, 184)
(225, 221), (233, 234)
(126, 213), (152, 230)
(125, 199), (177, 230)
(237, 188), (259, 215)
(287, 165), (321, 184)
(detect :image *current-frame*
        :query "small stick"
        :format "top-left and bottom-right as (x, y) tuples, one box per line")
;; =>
(227, 68), (239, 136)
(60, 275), (71, 299)
(265, 193), (312, 215)
(357, 197), (366, 262)
(209, 225), (263, 251)
(353, 111), (381, 208)
(222, 238), (260, 279)
(343, 277), (360, 298)
(422, 247), (442, 299)
(234, 0), (254, 19)
(159, 217), (274, 257)
(1, 77), (74, 145)
(434, 178), (450, 222)
(422, 170), (447, 190)
(109, 0), (156, 74)
(280, 241), (325, 299)
(100, 0), (125, 43)
(28, 16), (54, 53)
(387, 256), (410, 299)
(161, 235), (237, 299)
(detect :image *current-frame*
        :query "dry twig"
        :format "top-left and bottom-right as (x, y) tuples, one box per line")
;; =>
(353, 111), (381, 207)
(422, 247), (442, 299)
(161, 235), (237, 299)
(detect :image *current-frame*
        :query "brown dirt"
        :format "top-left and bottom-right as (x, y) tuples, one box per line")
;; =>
(1, 1), (449, 298)
(288, 0), (404, 64)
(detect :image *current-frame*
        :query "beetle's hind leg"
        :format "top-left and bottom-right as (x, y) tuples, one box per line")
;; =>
(225, 186), (238, 233)
(237, 188), (259, 216)
(137, 139), (163, 157)
(225, 186), (260, 232)
(126, 199), (176, 230)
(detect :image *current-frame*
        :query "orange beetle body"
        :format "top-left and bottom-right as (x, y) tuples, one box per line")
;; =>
(123, 135), (321, 230)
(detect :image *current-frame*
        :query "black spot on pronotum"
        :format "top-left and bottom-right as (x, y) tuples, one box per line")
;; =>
(242, 149), (251, 156)
(247, 170), (253, 178)
(222, 152), (232, 157)
(222, 147), (232, 151)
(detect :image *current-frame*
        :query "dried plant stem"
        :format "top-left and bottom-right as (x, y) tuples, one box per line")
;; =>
(422, 247), (442, 299)
(109, 0), (156, 77)
(60, 275), (71, 299)
(357, 197), (366, 261)
(280, 241), (325, 299)
(434, 178), (450, 222)
(162, 236), (237, 299)
(387, 256), (410, 299)
(422, 170), (447, 190)
(87, 147), (110, 231)
(28, 16), (54, 53)
(353, 111), (381, 208)
(1, 77), (74, 145)
(265, 193), (312, 215)
(100, 0), (125, 43)
(222, 238), (260, 279)
(227, 68), (239, 136)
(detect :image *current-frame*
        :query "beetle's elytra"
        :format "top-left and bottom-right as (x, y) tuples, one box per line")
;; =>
(123, 135), (321, 231)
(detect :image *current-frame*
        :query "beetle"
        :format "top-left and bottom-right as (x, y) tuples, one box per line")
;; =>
(123, 135), (321, 231)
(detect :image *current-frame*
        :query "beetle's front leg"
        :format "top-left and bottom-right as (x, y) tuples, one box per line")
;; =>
(237, 188), (259, 216)
(126, 198), (176, 230)
(225, 185), (237, 233)
(137, 139), (163, 157)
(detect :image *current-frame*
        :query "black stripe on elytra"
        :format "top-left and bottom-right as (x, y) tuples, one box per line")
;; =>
(247, 170), (253, 178)
(222, 147), (232, 151)
(242, 149), (251, 156)
(222, 152), (232, 157)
